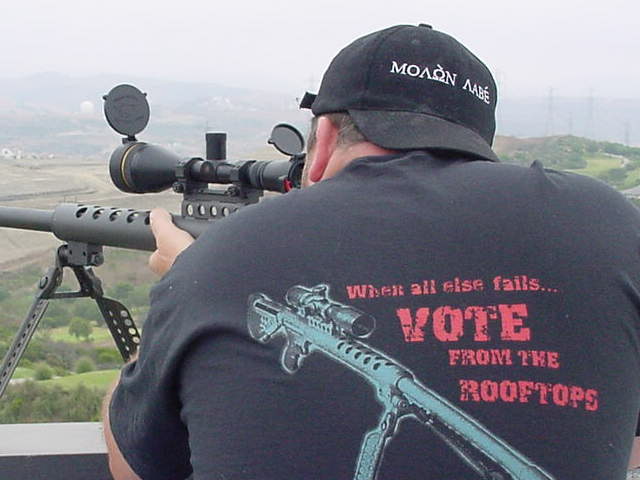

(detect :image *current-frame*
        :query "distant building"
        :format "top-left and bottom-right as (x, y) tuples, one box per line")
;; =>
(0, 148), (26, 160)
(80, 100), (95, 115)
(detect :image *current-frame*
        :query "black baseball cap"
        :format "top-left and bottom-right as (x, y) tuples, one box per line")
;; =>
(300, 24), (499, 162)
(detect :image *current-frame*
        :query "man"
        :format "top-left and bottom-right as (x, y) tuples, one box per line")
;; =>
(104, 24), (640, 479)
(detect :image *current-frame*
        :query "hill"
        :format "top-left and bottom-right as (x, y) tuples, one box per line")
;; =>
(0, 73), (309, 158)
(1, 74), (638, 160)
(494, 134), (640, 190)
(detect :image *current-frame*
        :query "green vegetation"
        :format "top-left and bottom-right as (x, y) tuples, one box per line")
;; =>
(41, 369), (119, 390)
(0, 287), (9, 302)
(497, 135), (592, 169)
(0, 250), (153, 423)
(68, 317), (93, 341)
(33, 363), (54, 381)
(0, 382), (105, 423)
(74, 356), (97, 374)
(496, 135), (640, 191)
(46, 325), (113, 344)
(13, 367), (35, 379)
(570, 154), (620, 176)
(95, 347), (123, 366)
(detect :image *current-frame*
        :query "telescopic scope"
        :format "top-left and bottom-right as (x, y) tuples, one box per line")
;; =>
(103, 84), (305, 195)
(285, 285), (376, 338)
(108, 140), (304, 194)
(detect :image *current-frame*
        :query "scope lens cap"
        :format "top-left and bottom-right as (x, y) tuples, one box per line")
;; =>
(268, 123), (305, 156)
(103, 84), (150, 138)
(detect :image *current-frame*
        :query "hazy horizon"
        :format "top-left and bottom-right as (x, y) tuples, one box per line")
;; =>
(1, 0), (639, 149)
(1, 71), (639, 102)
(0, 72), (637, 150)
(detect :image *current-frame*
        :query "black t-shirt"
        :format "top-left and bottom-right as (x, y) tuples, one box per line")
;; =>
(110, 151), (640, 480)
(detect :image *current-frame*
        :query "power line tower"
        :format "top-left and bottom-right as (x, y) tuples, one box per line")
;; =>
(586, 89), (594, 140)
(545, 87), (554, 136)
(624, 121), (631, 146)
(494, 70), (506, 133)
(568, 112), (573, 136)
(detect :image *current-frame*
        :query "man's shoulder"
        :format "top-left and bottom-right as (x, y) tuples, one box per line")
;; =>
(456, 157), (633, 200)
(197, 176), (354, 236)
(216, 185), (328, 232)
(169, 186), (327, 270)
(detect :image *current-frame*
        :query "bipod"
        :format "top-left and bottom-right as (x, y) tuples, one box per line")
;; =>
(0, 242), (141, 398)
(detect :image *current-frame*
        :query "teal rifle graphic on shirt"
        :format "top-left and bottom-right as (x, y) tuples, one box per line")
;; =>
(247, 284), (555, 480)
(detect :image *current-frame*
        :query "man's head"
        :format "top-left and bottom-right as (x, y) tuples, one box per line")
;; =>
(301, 113), (394, 186)
(300, 24), (498, 186)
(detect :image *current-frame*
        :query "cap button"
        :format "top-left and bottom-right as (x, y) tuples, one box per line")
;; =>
(418, 23), (433, 29)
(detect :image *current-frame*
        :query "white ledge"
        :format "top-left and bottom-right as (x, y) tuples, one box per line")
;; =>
(0, 422), (106, 456)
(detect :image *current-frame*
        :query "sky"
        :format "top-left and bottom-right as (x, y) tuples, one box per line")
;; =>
(1, 0), (639, 99)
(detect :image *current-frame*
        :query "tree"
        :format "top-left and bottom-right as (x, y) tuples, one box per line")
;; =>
(68, 317), (93, 341)
(128, 284), (151, 308)
(42, 300), (72, 328)
(111, 282), (134, 303)
(75, 356), (96, 374)
(96, 348), (121, 368)
(47, 301), (69, 317)
(0, 286), (10, 302)
(34, 363), (53, 381)
(22, 336), (48, 364)
(0, 382), (104, 423)
(73, 300), (103, 324)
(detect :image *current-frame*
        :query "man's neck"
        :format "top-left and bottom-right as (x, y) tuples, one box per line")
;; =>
(330, 142), (397, 174)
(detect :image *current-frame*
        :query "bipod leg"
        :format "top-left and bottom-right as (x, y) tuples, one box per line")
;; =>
(0, 257), (63, 398)
(0, 242), (142, 400)
(71, 266), (140, 361)
(354, 408), (401, 480)
(414, 408), (506, 480)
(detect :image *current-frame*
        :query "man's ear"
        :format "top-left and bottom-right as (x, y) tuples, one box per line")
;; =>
(308, 116), (339, 183)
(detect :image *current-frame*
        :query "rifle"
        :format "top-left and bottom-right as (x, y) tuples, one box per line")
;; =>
(0, 84), (305, 398)
(247, 284), (555, 480)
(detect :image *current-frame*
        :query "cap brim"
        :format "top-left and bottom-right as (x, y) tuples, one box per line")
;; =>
(349, 110), (499, 162)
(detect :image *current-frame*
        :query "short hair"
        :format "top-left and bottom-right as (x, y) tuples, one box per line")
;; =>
(306, 112), (367, 152)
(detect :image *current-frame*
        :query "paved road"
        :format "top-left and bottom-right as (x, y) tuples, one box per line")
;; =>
(623, 185), (640, 197)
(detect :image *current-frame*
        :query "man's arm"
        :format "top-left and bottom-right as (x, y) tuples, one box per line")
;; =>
(629, 437), (640, 470)
(102, 363), (142, 480)
(102, 210), (193, 478)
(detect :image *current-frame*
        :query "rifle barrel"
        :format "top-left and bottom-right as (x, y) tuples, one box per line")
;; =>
(0, 204), (209, 252)
(0, 206), (54, 232)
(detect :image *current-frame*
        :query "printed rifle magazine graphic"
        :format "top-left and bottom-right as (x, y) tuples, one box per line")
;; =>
(246, 284), (555, 480)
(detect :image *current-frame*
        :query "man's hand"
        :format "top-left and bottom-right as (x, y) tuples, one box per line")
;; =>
(148, 208), (195, 276)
